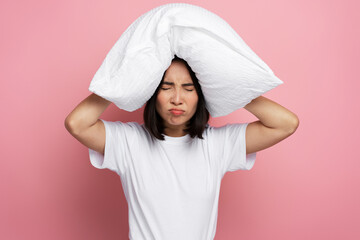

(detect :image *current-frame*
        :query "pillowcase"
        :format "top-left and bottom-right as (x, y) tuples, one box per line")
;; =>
(88, 2), (283, 117)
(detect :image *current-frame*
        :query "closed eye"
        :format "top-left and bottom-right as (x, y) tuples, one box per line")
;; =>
(161, 88), (194, 92)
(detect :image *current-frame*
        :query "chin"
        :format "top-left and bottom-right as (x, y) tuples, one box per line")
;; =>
(166, 118), (188, 126)
(167, 121), (185, 126)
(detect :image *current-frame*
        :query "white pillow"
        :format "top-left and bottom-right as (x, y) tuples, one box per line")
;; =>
(88, 2), (283, 117)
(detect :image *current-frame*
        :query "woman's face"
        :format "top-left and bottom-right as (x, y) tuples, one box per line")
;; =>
(155, 61), (199, 136)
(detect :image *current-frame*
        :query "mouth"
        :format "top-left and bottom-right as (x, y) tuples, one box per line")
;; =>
(169, 109), (184, 115)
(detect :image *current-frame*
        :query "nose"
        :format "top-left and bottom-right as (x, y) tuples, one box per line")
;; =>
(170, 88), (183, 105)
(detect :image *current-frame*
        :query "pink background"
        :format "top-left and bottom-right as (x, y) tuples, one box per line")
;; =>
(1, 0), (359, 239)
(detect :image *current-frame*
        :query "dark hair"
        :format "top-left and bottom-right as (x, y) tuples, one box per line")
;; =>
(143, 55), (210, 141)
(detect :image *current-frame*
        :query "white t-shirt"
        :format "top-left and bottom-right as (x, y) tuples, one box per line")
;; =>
(89, 119), (257, 240)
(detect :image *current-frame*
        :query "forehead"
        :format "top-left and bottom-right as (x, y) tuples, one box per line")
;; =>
(164, 61), (192, 79)
(163, 74), (193, 82)
(162, 72), (194, 86)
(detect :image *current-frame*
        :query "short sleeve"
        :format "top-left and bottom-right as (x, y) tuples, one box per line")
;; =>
(213, 123), (257, 175)
(88, 119), (131, 176)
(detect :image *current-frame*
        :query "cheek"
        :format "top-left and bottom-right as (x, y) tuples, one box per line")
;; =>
(156, 94), (166, 109)
(191, 94), (199, 106)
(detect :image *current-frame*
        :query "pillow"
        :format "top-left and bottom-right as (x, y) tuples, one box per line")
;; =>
(88, 2), (283, 117)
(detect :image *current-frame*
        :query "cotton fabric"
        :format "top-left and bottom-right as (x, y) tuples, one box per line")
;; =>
(88, 2), (283, 118)
(89, 119), (256, 240)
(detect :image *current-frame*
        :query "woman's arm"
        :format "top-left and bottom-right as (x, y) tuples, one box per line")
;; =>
(64, 93), (111, 134)
(243, 96), (299, 154)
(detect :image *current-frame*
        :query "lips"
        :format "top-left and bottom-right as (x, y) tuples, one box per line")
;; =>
(169, 109), (184, 115)
(169, 108), (184, 112)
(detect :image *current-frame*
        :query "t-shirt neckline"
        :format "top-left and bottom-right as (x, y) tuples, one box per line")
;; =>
(158, 133), (193, 144)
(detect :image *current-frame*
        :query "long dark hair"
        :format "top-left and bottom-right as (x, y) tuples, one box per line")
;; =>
(143, 55), (210, 141)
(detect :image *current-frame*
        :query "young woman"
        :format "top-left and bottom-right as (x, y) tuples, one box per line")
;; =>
(65, 55), (299, 240)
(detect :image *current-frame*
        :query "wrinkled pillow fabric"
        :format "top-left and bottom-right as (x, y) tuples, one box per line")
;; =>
(88, 2), (283, 117)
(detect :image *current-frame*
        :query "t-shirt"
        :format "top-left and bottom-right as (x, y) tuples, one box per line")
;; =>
(89, 119), (257, 240)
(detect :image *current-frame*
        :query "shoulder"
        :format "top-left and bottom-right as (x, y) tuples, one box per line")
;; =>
(101, 120), (141, 131)
(101, 120), (145, 140)
(205, 122), (249, 137)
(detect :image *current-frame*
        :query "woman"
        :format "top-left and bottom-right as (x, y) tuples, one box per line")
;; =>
(65, 55), (299, 239)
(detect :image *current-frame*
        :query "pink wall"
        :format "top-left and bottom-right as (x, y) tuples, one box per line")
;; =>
(1, 0), (359, 239)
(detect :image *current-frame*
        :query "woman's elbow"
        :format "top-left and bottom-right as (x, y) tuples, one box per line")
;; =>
(287, 114), (300, 134)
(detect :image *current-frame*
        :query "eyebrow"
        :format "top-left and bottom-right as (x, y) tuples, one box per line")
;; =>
(162, 81), (194, 87)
